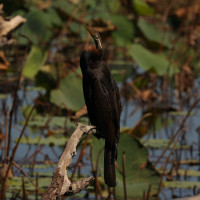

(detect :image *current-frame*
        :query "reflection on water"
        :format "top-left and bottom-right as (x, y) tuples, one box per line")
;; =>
(1, 85), (200, 199)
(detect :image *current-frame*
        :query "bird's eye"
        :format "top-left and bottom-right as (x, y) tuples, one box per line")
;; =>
(94, 32), (100, 40)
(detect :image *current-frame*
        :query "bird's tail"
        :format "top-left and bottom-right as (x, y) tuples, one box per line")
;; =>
(104, 144), (116, 187)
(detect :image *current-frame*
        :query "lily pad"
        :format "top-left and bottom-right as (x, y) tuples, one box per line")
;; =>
(159, 168), (200, 177)
(92, 134), (160, 199)
(138, 19), (172, 48)
(132, 0), (154, 16)
(128, 44), (178, 76)
(111, 15), (135, 47)
(50, 70), (85, 111)
(109, 63), (135, 83)
(163, 181), (200, 189)
(19, 135), (67, 146)
(141, 139), (189, 149)
(19, 8), (53, 44)
(20, 113), (77, 131)
(23, 46), (47, 79)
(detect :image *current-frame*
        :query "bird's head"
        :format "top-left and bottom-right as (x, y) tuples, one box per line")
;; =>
(85, 26), (102, 50)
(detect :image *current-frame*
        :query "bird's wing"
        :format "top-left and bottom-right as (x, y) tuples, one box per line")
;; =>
(111, 76), (121, 142)
(92, 68), (121, 147)
(82, 77), (98, 126)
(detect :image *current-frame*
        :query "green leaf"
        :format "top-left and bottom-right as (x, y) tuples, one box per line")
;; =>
(21, 105), (38, 119)
(87, 6), (111, 21)
(111, 15), (135, 47)
(169, 111), (195, 116)
(46, 7), (63, 26)
(132, 0), (154, 16)
(159, 168), (200, 177)
(106, 0), (121, 13)
(52, 0), (77, 18)
(128, 44), (178, 76)
(138, 19), (172, 48)
(141, 139), (189, 149)
(69, 22), (87, 40)
(20, 113), (76, 130)
(163, 181), (200, 189)
(7, 176), (51, 191)
(0, 94), (8, 99)
(92, 134), (160, 199)
(23, 46), (47, 78)
(19, 9), (53, 44)
(19, 135), (67, 146)
(110, 63), (135, 82)
(50, 69), (85, 111)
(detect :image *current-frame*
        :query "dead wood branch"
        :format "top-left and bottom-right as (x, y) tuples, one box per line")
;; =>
(0, 15), (26, 37)
(0, 4), (26, 47)
(42, 123), (96, 200)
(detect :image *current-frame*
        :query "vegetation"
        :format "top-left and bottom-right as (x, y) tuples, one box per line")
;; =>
(0, 0), (200, 199)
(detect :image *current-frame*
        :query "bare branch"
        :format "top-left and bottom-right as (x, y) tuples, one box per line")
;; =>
(42, 123), (96, 200)
(0, 4), (26, 46)
(0, 15), (26, 37)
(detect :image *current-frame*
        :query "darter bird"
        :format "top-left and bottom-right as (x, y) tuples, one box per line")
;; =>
(80, 26), (121, 187)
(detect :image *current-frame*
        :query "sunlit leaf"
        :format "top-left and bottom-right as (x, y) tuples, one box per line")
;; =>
(50, 69), (85, 111)
(19, 135), (67, 146)
(179, 159), (200, 165)
(92, 134), (160, 199)
(7, 176), (50, 190)
(128, 44), (178, 76)
(163, 181), (200, 189)
(138, 19), (172, 48)
(106, 0), (121, 13)
(159, 168), (200, 177)
(23, 46), (47, 78)
(20, 113), (76, 130)
(110, 63), (135, 82)
(111, 15), (135, 47)
(141, 139), (189, 149)
(46, 7), (63, 26)
(19, 8), (53, 44)
(0, 94), (8, 99)
(21, 105), (38, 119)
(22, 164), (56, 169)
(52, 0), (77, 18)
(69, 22), (87, 39)
(26, 86), (46, 92)
(132, 0), (154, 16)
(169, 111), (195, 116)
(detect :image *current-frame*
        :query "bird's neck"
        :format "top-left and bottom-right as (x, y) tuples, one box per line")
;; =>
(95, 39), (102, 50)
(94, 39), (103, 59)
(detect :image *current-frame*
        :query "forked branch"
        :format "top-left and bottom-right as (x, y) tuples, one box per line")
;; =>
(42, 123), (96, 200)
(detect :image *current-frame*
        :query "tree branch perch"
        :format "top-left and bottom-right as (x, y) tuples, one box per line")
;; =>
(42, 123), (96, 200)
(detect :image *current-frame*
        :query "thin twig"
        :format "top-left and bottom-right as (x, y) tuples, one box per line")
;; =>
(128, 112), (152, 134)
(4, 107), (9, 160)
(122, 152), (127, 200)
(156, 152), (172, 200)
(12, 161), (42, 195)
(90, 146), (98, 200)
(1, 103), (36, 200)
(146, 184), (152, 200)
(95, 146), (104, 200)
(36, 173), (39, 200)
(154, 98), (200, 167)
(22, 176), (27, 200)
(7, 34), (31, 158)
(159, 128), (185, 169)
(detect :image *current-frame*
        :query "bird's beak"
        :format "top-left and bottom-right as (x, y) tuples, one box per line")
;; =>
(85, 26), (96, 39)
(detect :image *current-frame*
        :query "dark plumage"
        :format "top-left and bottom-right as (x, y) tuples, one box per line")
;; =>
(80, 26), (121, 187)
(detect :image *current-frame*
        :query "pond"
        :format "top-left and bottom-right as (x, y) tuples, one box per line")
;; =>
(1, 71), (200, 200)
